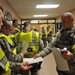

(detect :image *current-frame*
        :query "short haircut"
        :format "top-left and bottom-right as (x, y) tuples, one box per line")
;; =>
(61, 12), (74, 18)
(2, 19), (11, 29)
(24, 22), (30, 28)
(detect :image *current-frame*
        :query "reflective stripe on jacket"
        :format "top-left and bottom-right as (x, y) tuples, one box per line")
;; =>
(15, 30), (39, 56)
(27, 31), (39, 55)
(0, 34), (17, 54)
(0, 47), (11, 75)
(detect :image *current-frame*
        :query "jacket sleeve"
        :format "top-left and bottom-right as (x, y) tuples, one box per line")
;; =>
(39, 32), (60, 57)
(1, 38), (24, 62)
(39, 39), (44, 52)
(8, 53), (24, 62)
(10, 62), (21, 71)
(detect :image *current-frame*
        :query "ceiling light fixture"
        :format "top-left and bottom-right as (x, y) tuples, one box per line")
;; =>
(34, 15), (48, 17)
(36, 4), (59, 8)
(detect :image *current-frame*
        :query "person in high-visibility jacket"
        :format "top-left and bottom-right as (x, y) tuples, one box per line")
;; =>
(11, 19), (22, 54)
(0, 5), (11, 75)
(46, 26), (52, 43)
(0, 6), (10, 75)
(15, 22), (44, 75)
(0, 19), (32, 75)
(0, 6), (32, 75)
(40, 27), (47, 47)
(11, 19), (20, 41)
(9, 19), (20, 47)
(1, 20), (25, 62)
(12, 19), (20, 34)
(9, 20), (30, 75)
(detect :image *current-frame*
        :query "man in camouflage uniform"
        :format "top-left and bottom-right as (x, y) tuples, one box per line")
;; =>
(34, 12), (75, 75)
(17, 22), (44, 75)
(0, 20), (33, 75)
(40, 27), (47, 47)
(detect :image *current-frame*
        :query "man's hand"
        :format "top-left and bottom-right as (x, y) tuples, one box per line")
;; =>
(34, 53), (41, 59)
(21, 62), (32, 70)
(61, 50), (73, 60)
(22, 51), (28, 57)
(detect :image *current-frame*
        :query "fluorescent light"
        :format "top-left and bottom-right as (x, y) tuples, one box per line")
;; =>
(36, 4), (59, 8)
(34, 15), (48, 17)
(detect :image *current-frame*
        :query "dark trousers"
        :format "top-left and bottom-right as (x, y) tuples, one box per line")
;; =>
(11, 71), (18, 75)
(57, 70), (75, 75)
(42, 38), (47, 47)
(19, 62), (42, 75)
(19, 69), (38, 75)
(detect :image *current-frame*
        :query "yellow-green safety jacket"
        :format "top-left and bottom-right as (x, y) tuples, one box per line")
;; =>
(8, 34), (15, 41)
(13, 28), (20, 35)
(0, 35), (11, 75)
(27, 31), (39, 55)
(46, 30), (52, 38)
(15, 30), (39, 55)
(0, 34), (17, 54)
(8, 28), (20, 54)
(15, 28), (20, 32)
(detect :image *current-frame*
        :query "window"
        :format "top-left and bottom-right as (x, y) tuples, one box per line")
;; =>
(22, 20), (29, 24)
(48, 20), (55, 23)
(30, 20), (38, 23)
(39, 20), (47, 23)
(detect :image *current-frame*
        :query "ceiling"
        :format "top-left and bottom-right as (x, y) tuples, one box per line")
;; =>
(7, 0), (75, 19)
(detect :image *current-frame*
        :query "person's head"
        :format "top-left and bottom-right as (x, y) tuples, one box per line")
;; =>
(33, 28), (37, 32)
(0, 6), (4, 29)
(61, 12), (74, 29)
(1, 19), (14, 35)
(47, 26), (50, 31)
(23, 22), (32, 31)
(13, 19), (18, 27)
(42, 27), (45, 30)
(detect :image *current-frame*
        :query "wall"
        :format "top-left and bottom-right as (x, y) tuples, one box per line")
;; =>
(0, 0), (20, 21)
(56, 8), (75, 23)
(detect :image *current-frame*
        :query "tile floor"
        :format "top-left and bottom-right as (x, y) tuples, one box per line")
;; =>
(38, 52), (58, 75)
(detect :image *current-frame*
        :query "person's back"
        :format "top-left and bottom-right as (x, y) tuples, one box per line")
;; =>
(46, 26), (52, 43)
(18, 22), (44, 75)
(41, 27), (46, 38)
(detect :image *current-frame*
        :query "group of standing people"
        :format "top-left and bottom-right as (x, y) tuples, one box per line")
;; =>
(0, 5), (44, 75)
(0, 6), (32, 75)
(40, 26), (52, 47)
(0, 5), (75, 75)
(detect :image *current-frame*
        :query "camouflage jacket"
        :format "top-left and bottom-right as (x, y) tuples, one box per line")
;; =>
(40, 26), (75, 73)
(0, 32), (24, 70)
